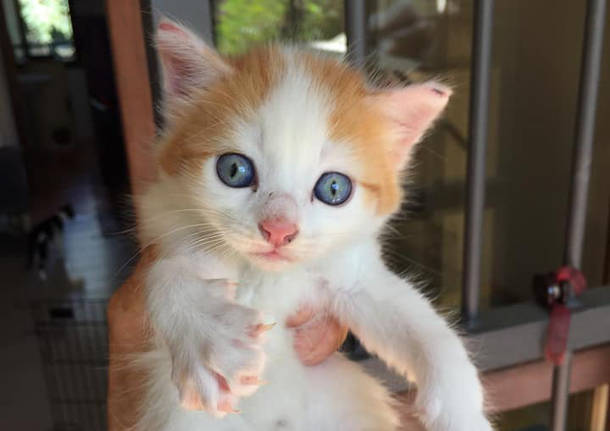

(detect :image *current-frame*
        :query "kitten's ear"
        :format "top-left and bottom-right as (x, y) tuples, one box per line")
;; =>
(155, 19), (231, 110)
(370, 82), (451, 169)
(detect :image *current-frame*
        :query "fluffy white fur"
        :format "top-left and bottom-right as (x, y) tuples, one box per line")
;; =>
(134, 20), (492, 431)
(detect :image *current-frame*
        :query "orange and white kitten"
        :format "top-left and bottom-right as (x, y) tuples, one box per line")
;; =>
(136, 19), (492, 431)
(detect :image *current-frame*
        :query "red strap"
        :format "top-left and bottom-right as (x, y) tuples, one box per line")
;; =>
(556, 266), (587, 295)
(545, 304), (571, 365)
(543, 267), (586, 365)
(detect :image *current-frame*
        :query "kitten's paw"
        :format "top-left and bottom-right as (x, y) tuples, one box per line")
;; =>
(174, 366), (238, 416)
(208, 299), (269, 396)
(170, 287), (269, 414)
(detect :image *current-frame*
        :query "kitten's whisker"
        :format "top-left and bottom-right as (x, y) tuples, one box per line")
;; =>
(115, 222), (226, 276)
(381, 249), (442, 277)
(113, 249), (143, 278)
(138, 208), (208, 222)
(105, 225), (139, 237)
(188, 235), (227, 250)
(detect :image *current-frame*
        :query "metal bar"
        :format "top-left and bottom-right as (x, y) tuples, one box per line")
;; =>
(484, 345), (610, 414)
(209, 0), (218, 47)
(469, 286), (610, 371)
(354, 286), (610, 372)
(551, 352), (574, 431)
(552, 0), (607, 429)
(564, 0), (607, 268)
(362, 335), (610, 404)
(461, 0), (494, 324)
(470, 286), (610, 371)
(344, 0), (367, 67)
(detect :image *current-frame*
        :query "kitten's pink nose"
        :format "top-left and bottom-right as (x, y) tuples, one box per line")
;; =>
(258, 218), (299, 247)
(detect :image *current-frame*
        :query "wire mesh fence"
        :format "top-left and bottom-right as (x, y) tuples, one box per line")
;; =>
(31, 299), (108, 431)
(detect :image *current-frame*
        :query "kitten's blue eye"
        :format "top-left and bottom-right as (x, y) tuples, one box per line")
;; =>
(314, 172), (352, 206)
(216, 153), (255, 188)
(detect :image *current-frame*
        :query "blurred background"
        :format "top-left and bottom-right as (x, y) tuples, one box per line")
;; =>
(0, 1), (609, 430)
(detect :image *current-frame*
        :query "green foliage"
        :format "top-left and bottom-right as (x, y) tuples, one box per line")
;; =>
(216, 0), (343, 55)
(19, 0), (73, 44)
(216, 0), (287, 55)
(300, 0), (342, 42)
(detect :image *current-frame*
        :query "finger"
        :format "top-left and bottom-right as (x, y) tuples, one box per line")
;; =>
(285, 306), (315, 328)
(295, 323), (337, 366)
(294, 317), (348, 366)
(108, 282), (149, 348)
(108, 247), (164, 430)
(108, 246), (158, 326)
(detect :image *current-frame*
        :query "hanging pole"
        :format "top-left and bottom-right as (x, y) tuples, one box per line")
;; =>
(462, 0), (495, 324)
(344, 0), (367, 67)
(552, 0), (607, 429)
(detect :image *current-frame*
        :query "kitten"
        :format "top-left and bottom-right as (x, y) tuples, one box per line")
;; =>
(135, 19), (492, 431)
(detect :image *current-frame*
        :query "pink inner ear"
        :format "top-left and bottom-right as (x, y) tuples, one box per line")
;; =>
(156, 24), (188, 98)
(155, 19), (231, 106)
(377, 83), (451, 168)
(156, 21), (200, 98)
(159, 21), (183, 33)
(161, 52), (193, 98)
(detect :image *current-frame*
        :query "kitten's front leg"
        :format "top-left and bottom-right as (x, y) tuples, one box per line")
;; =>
(146, 256), (267, 416)
(331, 251), (492, 431)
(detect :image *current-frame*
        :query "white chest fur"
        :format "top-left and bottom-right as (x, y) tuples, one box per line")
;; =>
(234, 267), (325, 362)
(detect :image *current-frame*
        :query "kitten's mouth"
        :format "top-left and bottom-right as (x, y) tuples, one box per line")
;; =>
(251, 249), (292, 262)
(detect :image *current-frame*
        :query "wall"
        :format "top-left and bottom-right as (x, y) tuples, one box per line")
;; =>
(0, 39), (18, 148)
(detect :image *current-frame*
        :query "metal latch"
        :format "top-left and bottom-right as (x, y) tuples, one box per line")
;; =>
(533, 266), (587, 365)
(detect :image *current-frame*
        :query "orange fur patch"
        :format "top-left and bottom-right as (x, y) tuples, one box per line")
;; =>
(300, 54), (402, 215)
(159, 46), (402, 215)
(158, 46), (284, 175)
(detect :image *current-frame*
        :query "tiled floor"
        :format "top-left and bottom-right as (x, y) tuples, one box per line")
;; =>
(0, 174), (135, 431)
